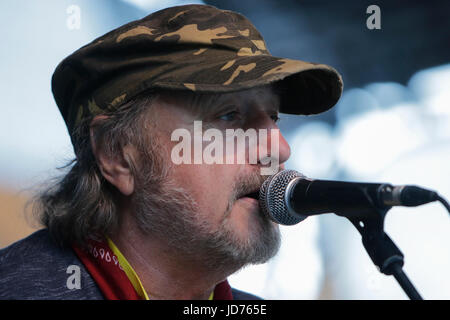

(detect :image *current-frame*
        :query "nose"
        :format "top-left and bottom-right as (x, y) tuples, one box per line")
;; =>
(253, 112), (291, 168)
(277, 129), (291, 165)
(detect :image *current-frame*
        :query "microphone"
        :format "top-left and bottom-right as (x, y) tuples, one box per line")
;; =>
(259, 170), (439, 225)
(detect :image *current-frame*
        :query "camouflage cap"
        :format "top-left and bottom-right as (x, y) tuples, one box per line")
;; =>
(52, 4), (343, 137)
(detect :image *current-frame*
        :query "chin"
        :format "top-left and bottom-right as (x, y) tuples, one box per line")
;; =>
(229, 201), (278, 244)
(206, 206), (281, 270)
(227, 200), (261, 234)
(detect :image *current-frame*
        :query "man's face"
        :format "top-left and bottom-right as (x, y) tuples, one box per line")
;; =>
(133, 86), (291, 271)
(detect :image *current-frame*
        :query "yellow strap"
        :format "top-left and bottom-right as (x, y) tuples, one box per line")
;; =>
(106, 237), (214, 300)
(106, 237), (150, 300)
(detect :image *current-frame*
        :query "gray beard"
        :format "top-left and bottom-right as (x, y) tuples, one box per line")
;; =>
(131, 169), (281, 275)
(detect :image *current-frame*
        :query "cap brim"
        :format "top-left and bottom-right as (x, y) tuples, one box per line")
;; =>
(148, 55), (343, 115)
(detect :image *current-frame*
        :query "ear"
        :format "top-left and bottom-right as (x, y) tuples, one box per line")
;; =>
(90, 116), (136, 196)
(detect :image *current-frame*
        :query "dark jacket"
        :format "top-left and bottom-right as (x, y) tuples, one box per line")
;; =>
(0, 229), (260, 300)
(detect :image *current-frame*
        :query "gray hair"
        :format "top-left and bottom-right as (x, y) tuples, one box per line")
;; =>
(32, 91), (163, 247)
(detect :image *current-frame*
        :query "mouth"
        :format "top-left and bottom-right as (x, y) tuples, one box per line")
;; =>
(237, 189), (260, 203)
(243, 190), (260, 201)
(233, 175), (266, 207)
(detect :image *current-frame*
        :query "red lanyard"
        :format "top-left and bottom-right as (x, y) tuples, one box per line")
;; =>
(72, 239), (233, 300)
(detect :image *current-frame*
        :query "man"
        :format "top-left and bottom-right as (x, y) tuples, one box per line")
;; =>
(0, 4), (342, 299)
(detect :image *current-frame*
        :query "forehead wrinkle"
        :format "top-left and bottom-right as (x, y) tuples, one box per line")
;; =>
(193, 84), (280, 117)
(155, 90), (222, 120)
(155, 85), (280, 121)
(241, 86), (280, 114)
(189, 92), (226, 119)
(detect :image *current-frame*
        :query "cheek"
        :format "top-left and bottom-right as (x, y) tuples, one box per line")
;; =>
(169, 164), (235, 219)
(156, 123), (241, 223)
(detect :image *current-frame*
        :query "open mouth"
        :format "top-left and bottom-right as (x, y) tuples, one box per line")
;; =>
(241, 190), (260, 201)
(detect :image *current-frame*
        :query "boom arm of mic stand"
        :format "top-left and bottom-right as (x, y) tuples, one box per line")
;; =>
(345, 207), (423, 300)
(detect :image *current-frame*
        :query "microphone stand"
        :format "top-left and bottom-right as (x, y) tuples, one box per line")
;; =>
(344, 207), (423, 300)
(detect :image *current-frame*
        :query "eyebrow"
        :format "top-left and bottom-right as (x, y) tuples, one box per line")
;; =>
(207, 93), (281, 119)
(177, 86), (281, 120)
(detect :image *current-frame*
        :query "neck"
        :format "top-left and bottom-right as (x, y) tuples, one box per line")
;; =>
(110, 212), (233, 300)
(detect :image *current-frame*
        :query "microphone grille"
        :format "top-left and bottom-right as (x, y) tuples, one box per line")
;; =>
(259, 170), (306, 225)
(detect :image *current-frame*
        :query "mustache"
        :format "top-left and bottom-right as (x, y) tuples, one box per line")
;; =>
(232, 167), (283, 202)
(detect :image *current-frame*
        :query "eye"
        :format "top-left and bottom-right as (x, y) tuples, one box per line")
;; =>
(270, 114), (280, 123)
(218, 110), (240, 122)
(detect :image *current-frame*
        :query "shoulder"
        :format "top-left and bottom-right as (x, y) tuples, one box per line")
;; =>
(231, 287), (263, 300)
(1, 229), (60, 262)
(0, 229), (102, 300)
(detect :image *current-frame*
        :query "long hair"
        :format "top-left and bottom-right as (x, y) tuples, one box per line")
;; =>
(32, 91), (161, 247)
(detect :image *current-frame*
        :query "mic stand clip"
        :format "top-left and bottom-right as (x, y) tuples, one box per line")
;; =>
(342, 206), (423, 300)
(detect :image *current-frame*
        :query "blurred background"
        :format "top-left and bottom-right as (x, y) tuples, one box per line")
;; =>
(0, 0), (449, 299)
